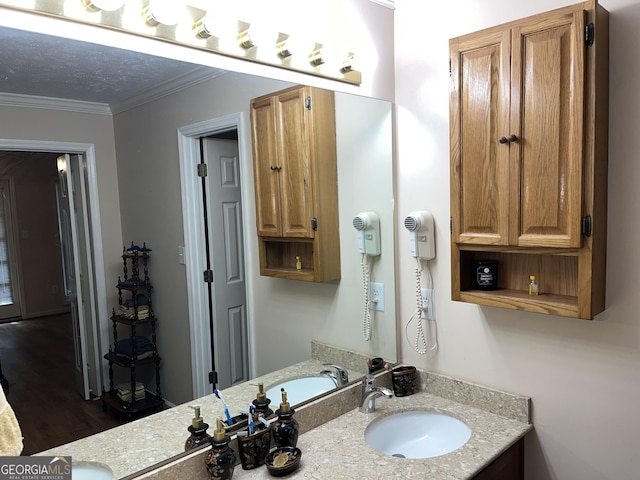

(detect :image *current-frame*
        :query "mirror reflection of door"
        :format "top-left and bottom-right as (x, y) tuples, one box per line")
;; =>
(201, 134), (249, 390)
(0, 179), (22, 320)
(56, 153), (94, 400)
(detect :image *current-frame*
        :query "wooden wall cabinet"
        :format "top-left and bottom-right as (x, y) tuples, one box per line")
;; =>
(251, 85), (340, 282)
(449, 0), (608, 319)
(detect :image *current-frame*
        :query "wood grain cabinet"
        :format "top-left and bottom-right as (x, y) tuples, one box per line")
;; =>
(250, 85), (340, 282)
(449, 0), (609, 319)
(471, 438), (524, 480)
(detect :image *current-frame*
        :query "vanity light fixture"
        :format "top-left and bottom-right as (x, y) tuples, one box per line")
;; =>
(1, 1), (363, 85)
(340, 52), (356, 73)
(192, 14), (213, 39)
(275, 33), (292, 58)
(309, 43), (325, 66)
(80, 0), (124, 12)
(237, 23), (277, 52)
(284, 32), (318, 61)
(142, 0), (181, 27)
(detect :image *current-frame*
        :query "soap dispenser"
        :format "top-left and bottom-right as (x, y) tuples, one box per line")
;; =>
(272, 388), (299, 448)
(205, 416), (236, 480)
(185, 405), (212, 451)
(251, 383), (274, 418)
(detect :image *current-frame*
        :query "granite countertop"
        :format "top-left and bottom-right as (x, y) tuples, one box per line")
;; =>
(132, 370), (531, 480)
(37, 357), (364, 480)
(236, 390), (532, 479)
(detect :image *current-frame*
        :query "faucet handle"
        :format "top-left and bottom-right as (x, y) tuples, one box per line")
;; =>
(362, 373), (375, 391)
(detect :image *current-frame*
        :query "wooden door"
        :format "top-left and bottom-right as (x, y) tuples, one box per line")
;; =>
(450, 29), (511, 246)
(251, 96), (281, 237)
(275, 87), (315, 238)
(511, 10), (585, 248)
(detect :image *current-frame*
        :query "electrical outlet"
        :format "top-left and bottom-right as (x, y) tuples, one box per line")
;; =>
(421, 288), (435, 320)
(370, 282), (385, 312)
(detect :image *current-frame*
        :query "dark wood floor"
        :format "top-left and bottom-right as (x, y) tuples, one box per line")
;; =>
(0, 314), (127, 455)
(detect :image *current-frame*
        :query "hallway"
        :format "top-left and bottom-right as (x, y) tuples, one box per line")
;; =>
(0, 314), (126, 455)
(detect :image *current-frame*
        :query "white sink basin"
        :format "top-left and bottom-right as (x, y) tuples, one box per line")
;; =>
(266, 376), (338, 406)
(72, 461), (114, 480)
(365, 410), (471, 459)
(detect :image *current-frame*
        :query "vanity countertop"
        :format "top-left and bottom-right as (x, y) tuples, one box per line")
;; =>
(236, 390), (532, 480)
(38, 350), (531, 480)
(36, 357), (364, 480)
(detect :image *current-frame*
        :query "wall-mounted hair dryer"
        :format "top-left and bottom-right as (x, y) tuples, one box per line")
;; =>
(404, 210), (435, 259)
(353, 211), (381, 256)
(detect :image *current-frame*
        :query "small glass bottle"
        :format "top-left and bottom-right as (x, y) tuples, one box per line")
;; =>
(295, 256), (302, 270)
(528, 275), (539, 296)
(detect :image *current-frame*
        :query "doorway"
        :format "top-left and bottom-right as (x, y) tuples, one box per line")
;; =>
(0, 139), (108, 400)
(200, 133), (249, 390)
(178, 113), (253, 399)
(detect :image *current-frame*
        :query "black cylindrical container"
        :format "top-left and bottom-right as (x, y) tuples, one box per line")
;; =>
(475, 260), (498, 290)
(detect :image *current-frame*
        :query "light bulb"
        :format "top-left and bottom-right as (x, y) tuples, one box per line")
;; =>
(237, 23), (277, 51)
(143, 0), (182, 27)
(192, 15), (214, 39)
(81, 0), (124, 12)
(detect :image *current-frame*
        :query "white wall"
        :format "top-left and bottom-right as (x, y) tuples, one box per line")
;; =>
(113, 73), (293, 403)
(394, 0), (638, 478)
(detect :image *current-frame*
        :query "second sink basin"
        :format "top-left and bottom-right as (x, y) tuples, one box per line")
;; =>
(365, 410), (471, 459)
(266, 376), (338, 406)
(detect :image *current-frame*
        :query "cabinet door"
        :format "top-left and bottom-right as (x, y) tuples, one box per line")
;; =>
(450, 29), (511, 246)
(275, 87), (315, 238)
(511, 10), (585, 248)
(251, 95), (282, 236)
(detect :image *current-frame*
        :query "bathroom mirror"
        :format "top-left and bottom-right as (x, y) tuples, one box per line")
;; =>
(0, 13), (395, 479)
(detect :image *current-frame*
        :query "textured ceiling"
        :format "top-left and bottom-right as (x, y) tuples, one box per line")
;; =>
(0, 26), (225, 111)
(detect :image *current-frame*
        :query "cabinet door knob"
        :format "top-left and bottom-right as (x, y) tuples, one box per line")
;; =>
(508, 134), (518, 142)
(499, 136), (508, 144)
(270, 165), (281, 171)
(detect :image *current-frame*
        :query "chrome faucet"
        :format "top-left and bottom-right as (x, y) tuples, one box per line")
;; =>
(320, 363), (349, 386)
(359, 374), (393, 413)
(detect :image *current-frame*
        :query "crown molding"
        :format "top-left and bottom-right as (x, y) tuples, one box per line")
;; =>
(109, 67), (226, 114)
(0, 67), (226, 116)
(0, 92), (112, 115)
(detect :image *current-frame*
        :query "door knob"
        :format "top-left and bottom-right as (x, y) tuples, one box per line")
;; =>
(499, 137), (508, 144)
(508, 134), (517, 142)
